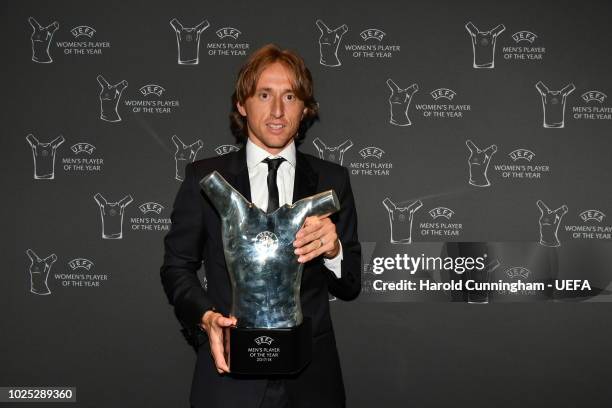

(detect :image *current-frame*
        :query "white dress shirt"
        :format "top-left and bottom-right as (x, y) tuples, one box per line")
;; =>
(245, 138), (343, 278)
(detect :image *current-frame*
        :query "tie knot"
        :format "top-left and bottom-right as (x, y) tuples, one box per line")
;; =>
(263, 157), (285, 171)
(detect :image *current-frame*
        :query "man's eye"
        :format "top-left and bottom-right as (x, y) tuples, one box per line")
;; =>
(286, 94), (295, 101)
(259, 92), (268, 99)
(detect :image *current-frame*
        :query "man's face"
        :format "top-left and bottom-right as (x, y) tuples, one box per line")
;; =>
(237, 61), (307, 155)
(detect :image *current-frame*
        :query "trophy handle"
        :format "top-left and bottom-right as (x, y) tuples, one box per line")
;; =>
(292, 189), (340, 218)
(200, 171), (251, 216)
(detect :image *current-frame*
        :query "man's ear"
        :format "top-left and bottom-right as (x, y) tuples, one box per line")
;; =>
(301, 106), (307, 120)
(237, 101), (247, 117)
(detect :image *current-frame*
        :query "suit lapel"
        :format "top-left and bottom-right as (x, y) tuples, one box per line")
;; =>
(225, 147), (318, 203)
(293, 151), (318, 202)
(226, 147), (252, 202)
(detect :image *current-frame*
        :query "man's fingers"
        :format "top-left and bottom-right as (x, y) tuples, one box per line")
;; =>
(205, 313), (235, 374)
(209, 331), (230, 373)
(297, 243), (327, 263)
(211, 344), (229, 373)
(214, 315), (236, 328)
(293, 216), (339, 262)
(295, 217), (333, 244)
(296, 235), (337, 263)
(295, 221), (334, 249)
(296, 216), (320, 238)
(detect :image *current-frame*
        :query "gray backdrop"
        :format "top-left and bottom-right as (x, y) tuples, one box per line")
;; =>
(3, 0), (612, 406)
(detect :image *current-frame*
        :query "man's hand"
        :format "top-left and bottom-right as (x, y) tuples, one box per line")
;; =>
(200, 310), (237, 374)
(293, 214), (340, 263)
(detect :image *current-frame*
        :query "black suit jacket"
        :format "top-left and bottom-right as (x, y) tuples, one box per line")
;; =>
(160, 147), (361, 408)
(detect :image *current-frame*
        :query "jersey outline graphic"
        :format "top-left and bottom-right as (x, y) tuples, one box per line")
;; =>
(537, 200), (568, 247)
(170, 18), (210, 65)
(535, 81), (575, 128)
(387, 79), (418, 126)
(28, 17), (59, 63)
(97, 74), (128, 123)
(93, 193), (134, 239)
(26, 249), (57, 295)
(312, 138), (353, 166)
(26, 134), (65, 180)
(382, 198), (423, 244)
(465, 22), (505, 69)
(466, 139), (497, 187)
(172, 135), (203, 181)
(316, 19), (348, 67)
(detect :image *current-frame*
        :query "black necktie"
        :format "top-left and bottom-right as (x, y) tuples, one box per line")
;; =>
(263, 157), (285, 213)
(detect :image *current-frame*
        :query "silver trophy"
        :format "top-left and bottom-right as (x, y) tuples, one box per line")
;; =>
(200, 171), (340, 374)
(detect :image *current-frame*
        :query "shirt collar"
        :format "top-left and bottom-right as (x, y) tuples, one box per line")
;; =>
(246, 137), (296, 170)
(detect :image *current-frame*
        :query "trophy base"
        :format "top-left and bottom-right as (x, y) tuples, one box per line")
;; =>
(229, 317), (312, 375)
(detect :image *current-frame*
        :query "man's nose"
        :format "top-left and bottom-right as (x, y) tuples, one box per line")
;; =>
(270, 96), (284, 118)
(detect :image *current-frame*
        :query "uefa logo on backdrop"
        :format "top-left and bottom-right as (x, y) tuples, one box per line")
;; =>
(415, 87), (472, 119)
(492, 148), (551, 181)
(573, 89), (612, 121)
(348, 145), (393, 177)
(71, 142), (96, 155)
(502, 30), (546, 61)
(579, 210), (606, 223)
(430, 88), (456, 101)
(140, 84), (165, 97)
(509, 148), (535, 162)
(68, 258), (94, 271)
(506, 266), (530, 280)
(216, 27), (241, 40)
(348, 26), (401, 59)
(563, 209), (612, 241)
(131, 201), (171, 233)
(63, 141), (104, 174)
(208, 26), (251, 56)
(419, 206), (463, 239)
(495, 266), (537, 296)
(62, 258), (108, 289)
(70, 25), (95, 38)
(123, 83), (180, 115)
(60, 24), (111, 55)
(139, 202), (165, 215)
(429, 207), (455, 220)
(215, 144), (240, 156)
(581, 90), (607, 104)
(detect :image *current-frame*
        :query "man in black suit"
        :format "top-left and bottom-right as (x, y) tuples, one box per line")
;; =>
(161, 44), (361, 408)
